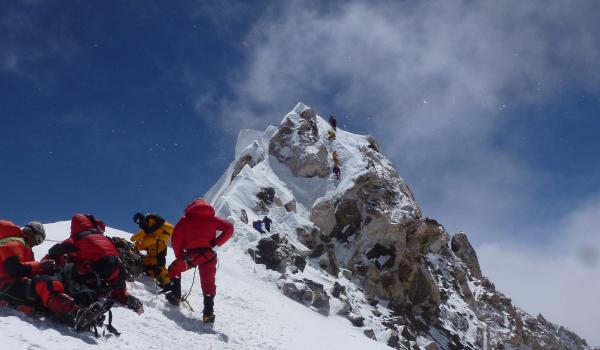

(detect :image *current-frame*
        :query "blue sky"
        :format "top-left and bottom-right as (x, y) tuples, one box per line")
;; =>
(1, 1), (265, 228)
(1, 0), (600, 344)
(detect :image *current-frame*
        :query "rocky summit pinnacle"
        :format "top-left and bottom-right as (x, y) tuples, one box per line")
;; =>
(204, 102), (591, 350)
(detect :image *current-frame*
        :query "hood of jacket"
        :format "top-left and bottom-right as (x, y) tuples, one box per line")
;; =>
(70, 214), (106, 237)
(184, 199), (215, 218)
(0, 220), (23, 240)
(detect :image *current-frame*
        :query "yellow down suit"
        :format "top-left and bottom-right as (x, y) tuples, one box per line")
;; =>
(131, 214), (173, 288)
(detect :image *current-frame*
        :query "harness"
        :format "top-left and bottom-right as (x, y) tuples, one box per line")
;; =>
(75, 229), (103, 240)
(184, 247), (217, 266)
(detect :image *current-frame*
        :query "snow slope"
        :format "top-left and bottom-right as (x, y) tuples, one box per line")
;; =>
(0, 221), (388, 350)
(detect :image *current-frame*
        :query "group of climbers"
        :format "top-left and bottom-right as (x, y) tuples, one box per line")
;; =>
(1, 219), (123, 332)
(307, 114), (340, 180)
(328, 116), (342, 180)
(252, 216), (272, 234)
(0, 197), (234, 332)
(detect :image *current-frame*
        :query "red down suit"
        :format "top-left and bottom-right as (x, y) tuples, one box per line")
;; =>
(48, 214), (129, 301)
(168, 199), (234, 296)
(0, 220), (75, 316)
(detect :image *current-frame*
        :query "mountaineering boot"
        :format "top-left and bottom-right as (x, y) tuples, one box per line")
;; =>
(202, 294), (215, 324)
(156, 268), (171, 289)
(165, 278), (181, 306)
(73, 299), (114, 332)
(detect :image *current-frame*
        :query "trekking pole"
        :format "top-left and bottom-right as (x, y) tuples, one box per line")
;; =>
(153, 276), (158, 298)
(153, 240), (159, 298)
(252, 248), (257, 274)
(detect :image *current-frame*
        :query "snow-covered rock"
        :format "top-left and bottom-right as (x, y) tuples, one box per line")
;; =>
(268, 103), (330, 178)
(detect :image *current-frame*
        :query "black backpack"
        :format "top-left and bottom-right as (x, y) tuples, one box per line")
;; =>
(110, 237), (144, 280)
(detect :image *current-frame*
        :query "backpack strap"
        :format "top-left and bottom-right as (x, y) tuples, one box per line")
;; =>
(143, 214), (165, 233)
(76, 229), (102, 240)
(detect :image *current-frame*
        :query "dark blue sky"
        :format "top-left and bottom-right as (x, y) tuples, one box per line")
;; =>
(1, 1), (599, 240)
(1, 1), (268, 231)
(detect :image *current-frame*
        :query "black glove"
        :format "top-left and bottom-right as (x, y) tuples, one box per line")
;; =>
(40, 260), (57, 274)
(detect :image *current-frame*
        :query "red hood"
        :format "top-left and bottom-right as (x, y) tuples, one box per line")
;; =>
(184, 199), (215, 218)
(0, 220), (23, 240)
(70, 214), (106, 237)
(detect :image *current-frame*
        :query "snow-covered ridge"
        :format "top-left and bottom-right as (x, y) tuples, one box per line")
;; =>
(207, 102), (419, 223)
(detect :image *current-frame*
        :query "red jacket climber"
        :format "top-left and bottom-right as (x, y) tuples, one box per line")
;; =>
(0, 220), (110, 331)
(46, 214), (143, 314)
(162, 198), (234, 323)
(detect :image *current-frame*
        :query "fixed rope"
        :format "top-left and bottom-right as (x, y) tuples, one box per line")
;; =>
(180, 266), (197, 312)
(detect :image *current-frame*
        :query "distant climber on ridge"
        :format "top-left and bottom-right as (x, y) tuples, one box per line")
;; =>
(333, 165), (341, 180)
(161, 198), (234, 324)
(45, 214), (144, 314)
(327, 130), (336, 141)
(328, 115), (337, 130)
(332, 150), (340, 166)
(0, 220), (110, 331)
(131, 212), (173, 288)
(253, 220), (266, 234)
(262, 216), (272, 233)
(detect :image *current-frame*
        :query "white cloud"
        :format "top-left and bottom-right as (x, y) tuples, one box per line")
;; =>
(478, 197), (600, 346)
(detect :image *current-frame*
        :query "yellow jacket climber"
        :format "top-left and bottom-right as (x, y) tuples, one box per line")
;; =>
(131, 213), (173, 288)
(327, 130), (336, 140)
(332, 150), (340, 165)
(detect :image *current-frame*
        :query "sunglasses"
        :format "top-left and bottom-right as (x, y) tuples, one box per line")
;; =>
(32, 233), (44, 246)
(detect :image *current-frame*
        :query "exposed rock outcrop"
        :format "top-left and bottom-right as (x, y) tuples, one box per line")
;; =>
(247, 234), (307, 273)
(231, 139), (266, 179)
(269, 105), (330, 178)
(451, 233), (482, 279)
(279, 277), (331, 316)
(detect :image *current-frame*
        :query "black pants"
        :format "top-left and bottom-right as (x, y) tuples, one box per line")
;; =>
(0, 279), (28, 305)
